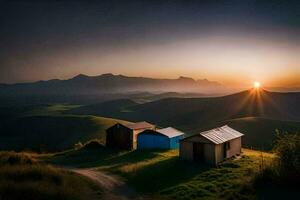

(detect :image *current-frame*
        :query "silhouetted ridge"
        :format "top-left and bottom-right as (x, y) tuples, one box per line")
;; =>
(71, 74), (89, 80)
(0, 73), (226, 98)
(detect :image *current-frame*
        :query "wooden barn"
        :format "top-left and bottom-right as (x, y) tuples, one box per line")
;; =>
(137, 127), (184, 149)
(106, 121), (155, 150)
(179, 125), (243, 165)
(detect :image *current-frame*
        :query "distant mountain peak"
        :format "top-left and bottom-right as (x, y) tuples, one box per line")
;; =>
(198, 78), (208, 82)
(100, 73), (114, 77)
(0, 73), (230, 96)
(178, 76), (195, 82)
(72, 74), (89, 79)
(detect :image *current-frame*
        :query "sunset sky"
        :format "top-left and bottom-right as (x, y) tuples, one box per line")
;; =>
(0, 0), (299, 88)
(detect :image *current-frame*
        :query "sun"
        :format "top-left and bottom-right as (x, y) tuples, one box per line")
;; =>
(254, 81), (261, 89)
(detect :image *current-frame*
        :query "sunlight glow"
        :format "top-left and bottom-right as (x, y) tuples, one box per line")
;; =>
(254, 81), (261, 89)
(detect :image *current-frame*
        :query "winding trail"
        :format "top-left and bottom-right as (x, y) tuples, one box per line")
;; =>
(72, 168), (147, 200)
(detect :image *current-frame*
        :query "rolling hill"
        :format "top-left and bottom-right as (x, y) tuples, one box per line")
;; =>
(65, 99), (139, 116)
(68, 89), (300, 127)
(1, 89), (300, 151)
(0, 104), (130, 152)
(220, 117), (300, 150)
(67, 89), (300, 150)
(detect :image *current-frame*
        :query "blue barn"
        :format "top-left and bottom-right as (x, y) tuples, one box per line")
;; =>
(137, 127), (185, 149)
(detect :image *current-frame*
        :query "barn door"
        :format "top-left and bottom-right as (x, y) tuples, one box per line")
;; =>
(193, 143), (204, 162)
(223, 142), (229, 159)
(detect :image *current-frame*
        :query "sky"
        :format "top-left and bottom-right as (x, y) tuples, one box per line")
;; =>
(0, 0), (299, 88)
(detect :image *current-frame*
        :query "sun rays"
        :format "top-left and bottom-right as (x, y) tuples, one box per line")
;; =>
(254, 81), (261, 89)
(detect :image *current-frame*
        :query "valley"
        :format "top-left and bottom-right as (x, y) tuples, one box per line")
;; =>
(1, 89), (300, 152)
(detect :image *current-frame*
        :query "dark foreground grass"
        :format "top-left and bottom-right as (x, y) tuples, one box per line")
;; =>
(252, 133), (300, 200)
(0, 152), (102, 200)
(49, 147), (275, 200)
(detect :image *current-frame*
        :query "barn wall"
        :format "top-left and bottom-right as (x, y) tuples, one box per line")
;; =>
(137, 134), (169, 149)
(169, 135), (183, 149)
(106, 124), (133, 150)
(180, 136), (216, 164)
(204, 144), (216, 165)
(179, 141), (193, 161)
(133, 129), (144, 142)
(133, 127), (155, 149)
(180, 135), (243, 164)
(215, 144), (225, 164)
(215, 137), (242, 163)
(227, 137), (242, 158)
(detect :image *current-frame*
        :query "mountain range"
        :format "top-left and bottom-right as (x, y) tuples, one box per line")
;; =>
(0, 73), (229, 105)
(0, 73), (226, 95)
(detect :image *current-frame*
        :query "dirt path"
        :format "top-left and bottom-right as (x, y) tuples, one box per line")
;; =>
(72, 168), (147, 200)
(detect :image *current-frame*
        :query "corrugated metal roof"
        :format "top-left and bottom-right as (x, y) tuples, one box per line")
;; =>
(126, 121), (155, 130)
(157, 127), (184, 138)
(200, 125), (244, 144)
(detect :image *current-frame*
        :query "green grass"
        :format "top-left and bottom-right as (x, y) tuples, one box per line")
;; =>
(48, 147), (274, 200)
(1, 103), (300, 152)
(222, 117), (300, 150)
(65, 91), (300, 151)
(0, 152), (101, 200)
(0, 104), (130, 152)
(22, 104), (81, 116)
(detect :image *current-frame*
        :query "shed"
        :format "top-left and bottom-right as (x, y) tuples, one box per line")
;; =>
(106, 121), (155, 150)
(137, 127), (184, 149)
(179, 125), (243, 165)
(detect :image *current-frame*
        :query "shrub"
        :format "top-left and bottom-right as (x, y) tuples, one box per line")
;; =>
(83, 140), (104, 149)
(254, 132), (300, 187)
(0, 152), (37, 165)
(273, 132), (300, 183)
(74, 142), (83, 150)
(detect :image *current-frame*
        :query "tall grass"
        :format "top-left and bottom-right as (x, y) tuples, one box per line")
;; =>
(253, 133), (300, 199)
(0, 152), (101, 200)
(0, 151), (37, 165)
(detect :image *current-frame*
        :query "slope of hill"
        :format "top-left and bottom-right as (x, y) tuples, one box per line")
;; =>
(67, 89), (300, 150)
(68, 89), (300, 128)
(221, 117), (300, 150)
(0, 152), (101, 200)
(1, 89), (300, 151)
(0, 104), (130, 152)
(66, 99), (138, 116)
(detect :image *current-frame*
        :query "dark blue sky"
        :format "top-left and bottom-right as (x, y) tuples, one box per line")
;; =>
(0, 0), (299, 86)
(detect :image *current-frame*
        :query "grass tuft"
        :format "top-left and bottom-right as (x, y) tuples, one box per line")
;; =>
(0, 152), (101, 200)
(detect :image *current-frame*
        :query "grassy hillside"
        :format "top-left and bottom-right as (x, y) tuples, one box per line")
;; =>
(0, 104), (130, 152)
(1, 89), (300, 152)
(220, 117), (300, 150)
(66, 99), (138, 116)
(66, 90), (300, 127)
(48, 147), (277, 200)
(0, 152), (101, 200)
(66, 90), (300, 150)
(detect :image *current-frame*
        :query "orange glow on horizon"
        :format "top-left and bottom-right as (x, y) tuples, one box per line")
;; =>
(254, 81), (261, 89)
